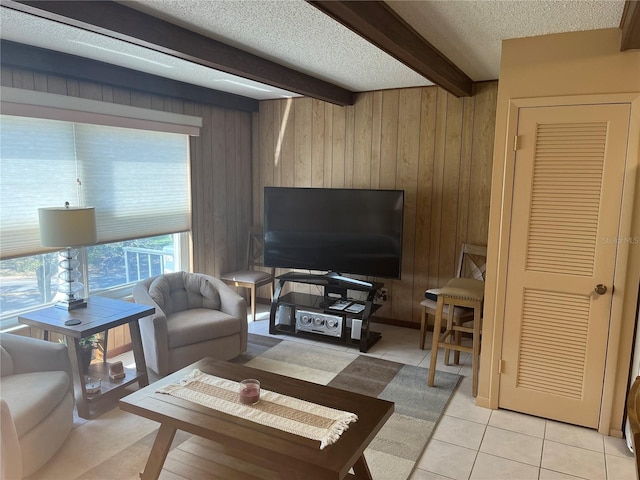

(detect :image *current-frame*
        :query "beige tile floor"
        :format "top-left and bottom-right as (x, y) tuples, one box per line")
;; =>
(247, 304), (637, 480)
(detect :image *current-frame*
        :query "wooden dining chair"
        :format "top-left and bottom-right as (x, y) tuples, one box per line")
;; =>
(427, 277), (485, 396)
(421, 244), (486, 397)
(221, 226), (274, 322)
(419, 243), (487, 355)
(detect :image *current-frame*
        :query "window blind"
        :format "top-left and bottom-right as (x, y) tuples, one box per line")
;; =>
(0, 115), (191, 259)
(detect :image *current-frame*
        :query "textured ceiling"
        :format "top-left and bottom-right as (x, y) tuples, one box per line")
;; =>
(0, 0), (627, 100)
(388, 0), (626, 81)
(124, 0), (432, 91)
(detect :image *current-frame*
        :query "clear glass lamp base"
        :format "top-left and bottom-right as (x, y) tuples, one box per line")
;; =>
(55, 248), (88, 310)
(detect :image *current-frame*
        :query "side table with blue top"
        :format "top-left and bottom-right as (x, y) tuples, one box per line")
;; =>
(18, 296), (154, 418)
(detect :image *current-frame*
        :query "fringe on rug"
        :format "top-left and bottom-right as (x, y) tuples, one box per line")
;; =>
(320, 411), (358, 449)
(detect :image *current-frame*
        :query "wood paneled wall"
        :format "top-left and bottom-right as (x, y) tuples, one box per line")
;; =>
(252, 83), (497, 326)
(2, 64), (497, 333)
(1, 66), (253, 350)
(189, 105), (253, 276)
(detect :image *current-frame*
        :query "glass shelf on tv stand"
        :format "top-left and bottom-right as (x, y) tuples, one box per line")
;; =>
(268, 274), (384, 353)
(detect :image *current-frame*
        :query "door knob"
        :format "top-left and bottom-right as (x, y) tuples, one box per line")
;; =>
(594, 284), (608, 295)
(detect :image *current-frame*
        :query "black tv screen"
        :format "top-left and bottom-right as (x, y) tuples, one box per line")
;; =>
(263, 187), (404, 279)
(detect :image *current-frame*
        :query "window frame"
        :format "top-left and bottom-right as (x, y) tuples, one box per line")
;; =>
(0, 88), (199, 330)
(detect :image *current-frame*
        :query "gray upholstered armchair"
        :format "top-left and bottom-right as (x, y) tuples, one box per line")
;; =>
(133, 271), (248, 377)
(0, 333), (74, 479)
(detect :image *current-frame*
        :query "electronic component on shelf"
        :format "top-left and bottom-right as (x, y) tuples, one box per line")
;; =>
(295, 310), (343, 338)
(275, 304), (293, 326)
(345, 303), (365, 314)
(329, 300), (351, 311)
(351, 319), (363, 340)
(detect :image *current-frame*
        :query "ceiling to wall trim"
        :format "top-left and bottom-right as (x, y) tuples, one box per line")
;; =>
(4, 0), (356, 106)
(308, 0), (474, 97)
(620, 0), (640, 50)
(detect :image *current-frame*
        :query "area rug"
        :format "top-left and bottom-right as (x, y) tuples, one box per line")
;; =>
(231, 334), (461, 479)
(27, 333), (460, 480)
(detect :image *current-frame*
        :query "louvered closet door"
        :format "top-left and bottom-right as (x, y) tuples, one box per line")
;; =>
(499, 104), (630, 428)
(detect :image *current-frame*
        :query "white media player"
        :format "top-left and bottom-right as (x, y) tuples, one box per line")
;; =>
(295, 310), (343, 338)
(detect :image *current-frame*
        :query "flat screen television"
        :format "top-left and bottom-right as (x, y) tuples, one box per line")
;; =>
(263, 187), (404, 280)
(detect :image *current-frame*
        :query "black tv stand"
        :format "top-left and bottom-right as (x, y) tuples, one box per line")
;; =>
(325, 271), (373, 288)
(269, 272), (384, 352)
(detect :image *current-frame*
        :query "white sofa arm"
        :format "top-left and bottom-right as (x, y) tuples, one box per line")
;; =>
(203, 275), (248, 351)
(1, 398), (22, 480)
(132, 281), (169, 376)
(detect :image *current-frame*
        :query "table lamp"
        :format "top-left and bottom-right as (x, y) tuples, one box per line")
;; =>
(38, 202), (97, 310)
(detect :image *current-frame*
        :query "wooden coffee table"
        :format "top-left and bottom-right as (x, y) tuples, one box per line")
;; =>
(120, 358), (394, 479)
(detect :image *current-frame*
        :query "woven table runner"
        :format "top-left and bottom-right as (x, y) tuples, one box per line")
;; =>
(157, 369), (358, 449)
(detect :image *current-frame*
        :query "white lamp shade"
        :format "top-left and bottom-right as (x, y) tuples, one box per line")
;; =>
(38, 207), (97, 248)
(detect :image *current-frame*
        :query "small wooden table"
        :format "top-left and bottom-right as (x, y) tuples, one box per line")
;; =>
(18, 296), (154, 419)
(120, 358), (394, 480)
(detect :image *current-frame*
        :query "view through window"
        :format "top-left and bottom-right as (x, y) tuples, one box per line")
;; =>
(1, 110), (193, 327)
(0, 233), (181, 322)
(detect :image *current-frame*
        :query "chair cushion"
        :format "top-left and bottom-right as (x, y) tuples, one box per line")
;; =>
(439, 278), (485, 301)
(167, 308), (242, 349)
(185, 273), (221, 310)
(149, 272), (221, 316)
(222, 270), (271, 284)
(420, 299), (474, 319)
(1, 371), (70, 438)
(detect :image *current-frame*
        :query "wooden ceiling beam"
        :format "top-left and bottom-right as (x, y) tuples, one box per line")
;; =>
(308, 0), (473, 97)
(0, 40), (259, 112)
(621, 0), (640, 51)
(4, 0), (355, 106)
